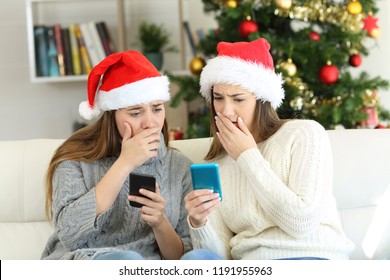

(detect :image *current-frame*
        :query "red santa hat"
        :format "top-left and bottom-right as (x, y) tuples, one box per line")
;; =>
(79, 50), (170, 120)
(199, 38), (284, 108)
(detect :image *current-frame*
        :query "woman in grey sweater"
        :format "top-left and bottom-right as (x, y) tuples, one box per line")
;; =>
(41, 51), (192, 260)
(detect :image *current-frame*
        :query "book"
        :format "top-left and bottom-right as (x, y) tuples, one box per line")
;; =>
(196, 28), (205, 43)
(74, 24), (92, 74)
(183, 21), (196, 57)
(68, 23), (82, 75)
(95, 21), (115, 56)
(62, 27), (73, 75)
(33, 25), (49, 77)
(87, 21), (106, 62)
(46, 26), (60, 77)
(53, 24), (66, 76)
(79, 22), (100, 66)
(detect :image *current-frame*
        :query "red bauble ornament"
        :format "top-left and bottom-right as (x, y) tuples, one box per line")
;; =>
(376, 124), (386, 129)
(349, 54), (362, 67)
(319, 64), (339, 84)
(238, 19), (258, 38)
(309, 31), (320, 41)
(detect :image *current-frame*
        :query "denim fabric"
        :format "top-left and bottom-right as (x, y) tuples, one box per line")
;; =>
(275, 257), (328, 260)
(93, 250), (144, 260)
(181, 249), (223, 260)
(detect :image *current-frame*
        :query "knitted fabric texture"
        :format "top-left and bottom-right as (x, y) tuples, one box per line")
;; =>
(41, 137), (192, 260)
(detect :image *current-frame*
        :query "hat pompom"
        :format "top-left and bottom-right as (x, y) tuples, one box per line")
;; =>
(79, 101), (101, 120)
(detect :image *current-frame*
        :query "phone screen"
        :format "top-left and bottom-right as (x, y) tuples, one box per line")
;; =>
(129, 173), (156, 208)
(190, 163), (222, 200)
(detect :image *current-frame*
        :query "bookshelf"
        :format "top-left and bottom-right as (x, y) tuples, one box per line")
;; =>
(26, 0), (126, 83)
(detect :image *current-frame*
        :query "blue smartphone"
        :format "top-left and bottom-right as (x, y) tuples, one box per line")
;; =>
(190, 163), (222, 200)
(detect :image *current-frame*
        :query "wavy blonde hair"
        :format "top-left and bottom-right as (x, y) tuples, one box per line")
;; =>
(45, 111), (169, 220)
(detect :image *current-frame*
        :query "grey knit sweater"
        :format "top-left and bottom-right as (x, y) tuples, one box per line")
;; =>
(41, 138), (193, 260)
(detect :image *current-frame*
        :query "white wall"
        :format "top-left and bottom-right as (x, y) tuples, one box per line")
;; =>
(0, 0), (389, 141)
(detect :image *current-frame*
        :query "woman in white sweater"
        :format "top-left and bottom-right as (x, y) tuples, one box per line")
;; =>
(183, 38), (354, 260)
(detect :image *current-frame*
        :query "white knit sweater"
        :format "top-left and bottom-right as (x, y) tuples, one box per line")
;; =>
(189, 120), (355, 259)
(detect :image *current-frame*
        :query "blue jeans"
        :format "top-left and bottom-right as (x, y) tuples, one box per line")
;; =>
(275, 257), (328, 260)
(93, 249), (222, 260)
(93, 250), (144, 260)
(180, 249), (223, 260)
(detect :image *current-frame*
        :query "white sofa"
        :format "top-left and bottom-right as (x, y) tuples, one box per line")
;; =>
(1, 129), (390, 260)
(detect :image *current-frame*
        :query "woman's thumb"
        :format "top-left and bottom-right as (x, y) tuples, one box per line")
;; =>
(123, 122), (132, 140)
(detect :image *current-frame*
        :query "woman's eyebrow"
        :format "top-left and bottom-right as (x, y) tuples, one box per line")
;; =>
(126, 106), (143, 111)
(213, 92), (245, 97)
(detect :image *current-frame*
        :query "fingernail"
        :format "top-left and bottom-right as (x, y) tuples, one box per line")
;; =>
(238, 117), (243, 122)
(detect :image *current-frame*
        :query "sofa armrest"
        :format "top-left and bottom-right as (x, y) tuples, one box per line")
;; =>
(362, 184), (390, 259)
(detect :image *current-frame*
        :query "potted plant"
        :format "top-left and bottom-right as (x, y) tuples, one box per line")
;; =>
(137, 21), (176, 70)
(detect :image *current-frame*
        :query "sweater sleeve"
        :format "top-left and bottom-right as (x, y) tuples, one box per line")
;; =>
(236, 121), (332, 238)
(52, 160), (105, 251)
(189, 206), (233, 259)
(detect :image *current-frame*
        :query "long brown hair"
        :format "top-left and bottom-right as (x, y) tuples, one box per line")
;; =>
(44, 111), (169, 220)
(205, 95), (287, 160)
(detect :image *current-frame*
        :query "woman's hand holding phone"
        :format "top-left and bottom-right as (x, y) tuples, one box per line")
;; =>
(138, 184), (167, 228)
(186, 163), (222, 228)
(128, 174), (166, 227)
(184, 189), (220, 228)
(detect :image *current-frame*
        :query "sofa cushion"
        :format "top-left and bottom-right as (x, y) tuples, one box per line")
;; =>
(0, 222), (53, 260)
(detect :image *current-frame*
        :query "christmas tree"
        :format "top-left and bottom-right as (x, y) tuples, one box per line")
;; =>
(169, 0), (389, 137)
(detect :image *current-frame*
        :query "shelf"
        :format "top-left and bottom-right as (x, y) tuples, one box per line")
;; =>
(26, 0), (125, 83)
(30, 74), (88, 83)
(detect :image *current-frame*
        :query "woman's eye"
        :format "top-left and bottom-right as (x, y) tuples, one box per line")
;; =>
(213, 96), (223, 101)
(234, 99), (244, 103)
(154, 108), (162, 112)
(130, 112), (141, 117)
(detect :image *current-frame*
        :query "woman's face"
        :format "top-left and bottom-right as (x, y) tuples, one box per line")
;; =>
(115, 100), (166, 138)
(212, 83), (257, 131)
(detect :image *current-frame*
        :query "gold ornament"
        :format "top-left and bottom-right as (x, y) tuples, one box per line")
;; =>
(273, 0), (363, 33)
(368, 27), (381, 39)
(189, 56), (206, 75)
(363, 90), (378, 107)
(274, 0), (292, 10)
(347, 1), (362, 15)
(280, 58), (297, 77)
(224, 0), (237, 9)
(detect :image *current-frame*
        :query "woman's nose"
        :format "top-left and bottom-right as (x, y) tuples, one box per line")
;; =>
(222, 102), (235, 117)
(142, 111), (156, 129)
